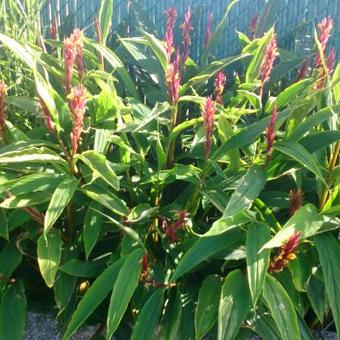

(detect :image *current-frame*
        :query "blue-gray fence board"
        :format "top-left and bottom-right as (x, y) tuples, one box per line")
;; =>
(41, 0), (340, 60)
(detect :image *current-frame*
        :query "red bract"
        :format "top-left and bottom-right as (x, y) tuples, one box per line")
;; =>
(327, 47), (336, 75)
(269, 232), (301, 273)
(63, 38), (76, 94)
(214, 71), (226, 105)
(68, 85), (86, 155)
(260, 33), (278, 87)
(181, 6), (193, 63)
(315, 16), (333, 68)
(166, 50), (181, 105)
(315, 47), (336, 90)
(205, 12), (213, 48)
(71, 29), (84, 81)
(203, 96), (216, 161)
(295, 59), (308, 82)
(165, 7), (177, 62)
(248, 14), (258, 39)
(163, 211), (187, 243)
(0, 81), (6, 138)
(289, 189), (303, 216)
(50, 17), (58, 40)
(265, 100), (278, 162)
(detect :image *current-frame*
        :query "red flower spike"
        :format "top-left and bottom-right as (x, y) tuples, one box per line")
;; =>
(63, 38), (76, 94)
(315, 16), (333, 68)
(269, 232), (301, 273)
(166, 49), (181, 105)
(260, 33), (278, 87)
(50, 17), (58, 40)
(165, 7), (177, 62)
(181, 6), (193, 63)
(162, 211), (187, 243)
(265, 100), (278, 162)
(289, 189), (303, 216)
(139, 253), (165, 288)
(68, 85), (87, 155)
(214, 71), (226, 105)
(205, 12), (213, 48)
(0, 81), (6, 138)
(71, 29), (84, 81)
(295, 59), (309, 82)
(248, 14), (258, 40)
(203, 96), (216, 161)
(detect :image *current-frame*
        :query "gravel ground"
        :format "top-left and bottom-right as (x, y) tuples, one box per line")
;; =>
(24, 312), (101, 340)
(24, 311), (337, 340)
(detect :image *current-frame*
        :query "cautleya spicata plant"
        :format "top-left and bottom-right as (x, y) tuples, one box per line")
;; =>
(0, 0), (339, 339)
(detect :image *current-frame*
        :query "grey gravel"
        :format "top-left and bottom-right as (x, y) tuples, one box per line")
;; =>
(24, 311), (101, 340)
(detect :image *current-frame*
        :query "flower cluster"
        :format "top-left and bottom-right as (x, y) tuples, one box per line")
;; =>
(314, 17), (335, 89)
(181, 6), (193, 63)
(260, 33), (278, 92)
(214, 71), (226, 105)
(68, 85), (87, 155)
(289, 189), (303, 216)
(269, 232), (301, 273)
(0, 81), (6, 138)
(162, 211), (187, 242)
(203, 96), (216, 161)
(140, 253), (165, 288)
(265, 100), (278, 162)
(63, 29), (84, 93)
(164, 8), (181, 106)
(295, 59), (309, 82)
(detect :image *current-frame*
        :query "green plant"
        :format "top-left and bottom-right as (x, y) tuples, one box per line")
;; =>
(0, 1), (339, 339)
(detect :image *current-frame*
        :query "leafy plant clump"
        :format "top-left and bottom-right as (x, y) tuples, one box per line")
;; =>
(0, 1), (339, 339)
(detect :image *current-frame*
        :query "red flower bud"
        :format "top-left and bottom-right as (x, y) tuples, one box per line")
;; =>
(162, 211), (187, 243)
(295, 59), (308, 82)
(269, 232), (301, 273)
(248, 14), (258, 40)
(289, 189), (303, 216)
(315, 16), (333, 68)
(265, 100), (278, 162)
(165, 7), (177, 62)
(214, 71), (226, 105)
(203, 96), (216, 161)
(166, 49), (181, 105)
(260, 33), (278, 87)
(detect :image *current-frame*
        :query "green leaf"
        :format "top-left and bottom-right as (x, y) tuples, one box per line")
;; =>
(82, 184), (129, 217)
(218, 270), (250, 340)
(300, 130), (340, 153)
(314, 233), (340, 334)
(202, 0), (239, 61)
(223, 165), (267, 217)
(211, 109), (289, 161)
(77, 150), (120, 191)
(0, 282), (27, 340)
(307, 274), (328, 323)
(37, 229), (62, 288)
(54, 272), (76, 313)
(0, 209), (8, 240)
(262, 275), (300, 340)
(246, 222), (271, 305)
(98, 0), (113, 45)
(171, 228), (244, 281)
(0, 240), (22, 279)
(130, 289), (165, 340)
(275, 141), (325, 183)
(245, 28), (274, 83)
(58, 259), (105, 278)
(261, 204), (323, 250)
(83, 203), (103, 259)
(64, 258), (123, 339)
(0, 192), (50, 208)
(195, 275), (221, 339)
(44, 176), (78, 234)
(91, 42), (138, 98)
(106, 248), (143, 339)
(142, 31), (168, 71)
(159, 289), (182, 340)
